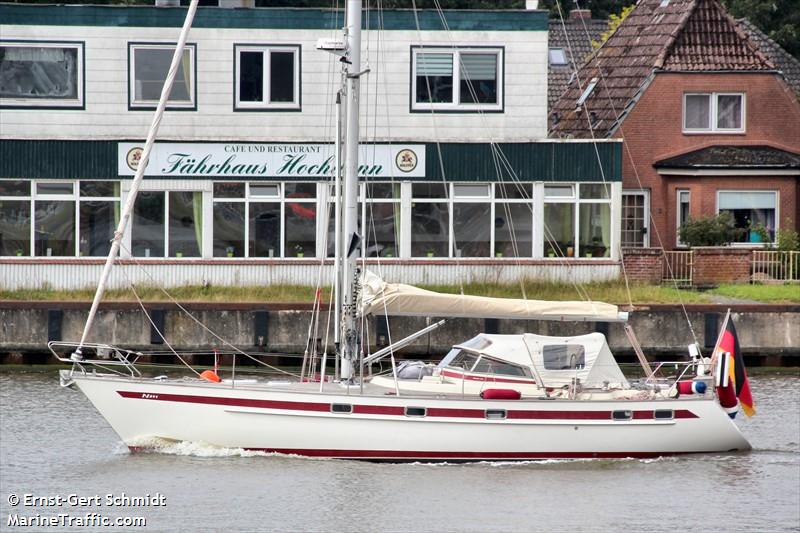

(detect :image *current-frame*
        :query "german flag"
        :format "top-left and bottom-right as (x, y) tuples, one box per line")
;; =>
(714, 314), (755, 417)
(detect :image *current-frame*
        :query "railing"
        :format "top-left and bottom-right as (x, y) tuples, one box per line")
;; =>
(662, 250), (693, 286)
(751, 250), (800, 283)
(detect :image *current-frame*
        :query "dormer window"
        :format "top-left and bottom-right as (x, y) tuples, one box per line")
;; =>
(683, 93), (744, 133)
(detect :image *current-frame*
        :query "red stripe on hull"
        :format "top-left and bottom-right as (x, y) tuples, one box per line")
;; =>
(117, 390), (698, 420)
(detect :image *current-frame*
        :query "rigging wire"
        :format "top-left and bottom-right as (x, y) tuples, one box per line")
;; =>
(558, 0), (700, 344)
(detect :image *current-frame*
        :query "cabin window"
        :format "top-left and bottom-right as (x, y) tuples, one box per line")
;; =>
(654, 409), (674, 420)
(683, 93), (744, 133)
(485, 409), (507, 420)
(612, 410), (632, 421)
(472, 356), (531, 377)
(446, 350), (480, 372)
(234, 45), (300, 111)
(542, 345), (586, 370)
(331, 403), (352, 414)
(405, 407), (427, 417)
(717, 190), (777, 244)
(0, 41), (84, 108)
(129, 43), (196, 110)
(412, 47), (503, 112)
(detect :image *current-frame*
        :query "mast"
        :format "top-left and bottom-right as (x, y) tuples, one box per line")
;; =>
(73, 0), (199, 358)
(340, 0), (363, 381)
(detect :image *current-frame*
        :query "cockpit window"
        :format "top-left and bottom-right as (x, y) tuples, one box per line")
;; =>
(472, 356), (530, 377)
(542, 345), (586, 370)
(443, 350), (479, 371)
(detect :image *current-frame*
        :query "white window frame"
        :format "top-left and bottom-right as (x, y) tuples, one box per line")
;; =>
(411, 47), (504, 112)
(542, 183), (614, 259)
(683, 92), (745, 133)
(129, 43), (196, 110)
(716, 189), (779, 245)
(621, 190), (650, 248)
(0, 179), (33, 257)
(234, 44), (301, 111)
(32, 180), (78, 257)
(0, 41), (85, 109)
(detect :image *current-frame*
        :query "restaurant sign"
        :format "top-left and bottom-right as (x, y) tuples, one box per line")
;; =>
(118, 142), (425, 178)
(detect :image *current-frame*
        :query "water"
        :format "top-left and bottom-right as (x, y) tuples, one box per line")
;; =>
(1, 370), (798, 533)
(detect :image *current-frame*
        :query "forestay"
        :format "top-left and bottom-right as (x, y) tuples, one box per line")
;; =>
(360, 271), (625, 322)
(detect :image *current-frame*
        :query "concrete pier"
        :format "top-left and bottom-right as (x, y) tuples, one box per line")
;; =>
(0, 302), (797, 366)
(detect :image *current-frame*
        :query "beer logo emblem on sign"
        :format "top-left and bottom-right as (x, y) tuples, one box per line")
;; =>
(395, 149), (418, 173)
(126, 147), (144, 171)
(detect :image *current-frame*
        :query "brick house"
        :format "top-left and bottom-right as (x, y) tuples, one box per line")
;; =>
(549, 0), (800, 251)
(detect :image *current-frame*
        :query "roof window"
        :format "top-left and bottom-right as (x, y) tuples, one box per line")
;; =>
(576, 77), (598, 108)
(549, 48), (568, 66)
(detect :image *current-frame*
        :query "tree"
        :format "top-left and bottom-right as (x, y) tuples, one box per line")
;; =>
(720, 0), (800, 58)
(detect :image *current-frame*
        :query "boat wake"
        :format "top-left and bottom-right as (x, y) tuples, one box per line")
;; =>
(121, 437), (275, 458)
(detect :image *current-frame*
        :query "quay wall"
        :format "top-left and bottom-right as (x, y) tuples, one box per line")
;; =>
(0, 303), (798, 365)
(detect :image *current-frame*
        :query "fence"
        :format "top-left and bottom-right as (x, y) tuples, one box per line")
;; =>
(662, 250), (693, 287)
(751, 251), (800, 283)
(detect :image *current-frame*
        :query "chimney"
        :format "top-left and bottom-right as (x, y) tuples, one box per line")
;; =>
(570, 9), (592, 20)
(525, 0), (539, 9)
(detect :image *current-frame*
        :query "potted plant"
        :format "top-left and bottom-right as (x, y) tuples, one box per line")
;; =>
(426, 249), (434, 258)
(15, 249), (23, 256)
(226, 246), (234, 258)
(294, 244), (304, 258)
(749, 222), (770, 244)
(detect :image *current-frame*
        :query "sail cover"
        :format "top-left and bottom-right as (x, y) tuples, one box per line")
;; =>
(360, 271), (624, 322)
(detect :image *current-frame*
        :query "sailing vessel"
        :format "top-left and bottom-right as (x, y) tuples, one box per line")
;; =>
(52, 0), (753, 460)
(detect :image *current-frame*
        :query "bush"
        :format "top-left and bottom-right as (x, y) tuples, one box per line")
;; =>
(678, 212), (745, 247)
(775, 222), (799, 252)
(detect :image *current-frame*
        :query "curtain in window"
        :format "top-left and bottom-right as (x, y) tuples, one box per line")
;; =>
(0, 46), (77, 99)
(416, 53), (452, 76)
(684, 95), (710, 129)
(716, 95), (742, 129)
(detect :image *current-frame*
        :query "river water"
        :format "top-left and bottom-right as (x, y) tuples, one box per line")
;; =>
(1, 370), (798, 533)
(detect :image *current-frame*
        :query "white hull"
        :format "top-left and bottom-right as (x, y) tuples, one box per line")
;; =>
(69, 373), (751, 461)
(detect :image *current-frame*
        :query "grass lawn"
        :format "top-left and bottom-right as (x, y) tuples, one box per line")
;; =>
(0, 281), (795, 305)
(708, 284), (800, 304)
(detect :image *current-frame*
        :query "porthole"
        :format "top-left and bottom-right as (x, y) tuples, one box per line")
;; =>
(612, 410), (632, 421)
(405, 406), (427, 417)
(331, 403), (352, 414)
(654, 409), (674, 420)
(485, 409), (507, 420)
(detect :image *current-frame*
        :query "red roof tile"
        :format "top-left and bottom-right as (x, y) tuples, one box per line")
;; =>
(549, 0), (774, 139)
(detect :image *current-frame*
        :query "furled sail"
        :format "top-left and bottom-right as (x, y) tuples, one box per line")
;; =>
(360, 272), (626, 322)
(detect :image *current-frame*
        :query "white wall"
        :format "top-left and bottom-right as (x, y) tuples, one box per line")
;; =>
(0, 24), (548, 142)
